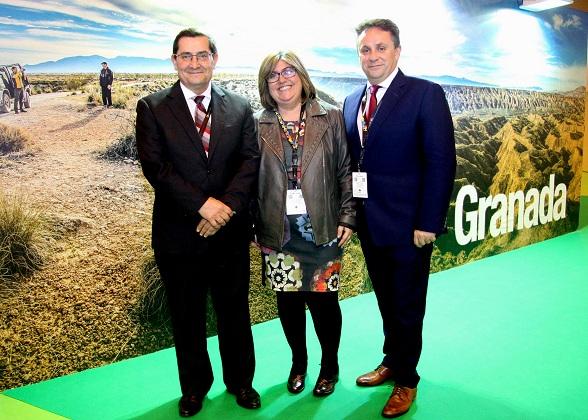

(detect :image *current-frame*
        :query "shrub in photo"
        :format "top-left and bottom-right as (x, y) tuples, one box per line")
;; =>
(0, 193), (45, 282)
(86, 88), (101, 107)
(98, 115), (138, 161)
(111, 86), (136, 109)
(0, 123), (31, 155)
(136, 250), (168, 326)
(100, 132), (137, 161)
(65, 76), (93, 92)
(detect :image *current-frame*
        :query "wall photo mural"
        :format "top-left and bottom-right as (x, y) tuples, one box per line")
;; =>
(0, 0), (585, 389)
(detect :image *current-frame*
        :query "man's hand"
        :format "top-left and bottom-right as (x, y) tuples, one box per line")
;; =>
(198, 197), (234, 229)
(196, 219), (220, 238)
(337, 225), (353, 247)
(414, 230), (436, 248)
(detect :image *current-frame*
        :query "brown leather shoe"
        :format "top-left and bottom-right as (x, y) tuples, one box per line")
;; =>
(381, 385), (417, 418)
(356, 365), (394, 386)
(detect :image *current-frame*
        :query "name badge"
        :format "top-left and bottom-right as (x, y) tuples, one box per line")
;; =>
(352, 172), (368, 198)
(286, 189), (307, 215)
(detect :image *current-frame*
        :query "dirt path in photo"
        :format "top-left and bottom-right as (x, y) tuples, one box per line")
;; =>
(0, 92), (169, 390)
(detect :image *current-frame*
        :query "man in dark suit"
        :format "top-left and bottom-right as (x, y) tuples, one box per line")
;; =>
(343, 19), (456, 418)
(136, 28), (260, 417)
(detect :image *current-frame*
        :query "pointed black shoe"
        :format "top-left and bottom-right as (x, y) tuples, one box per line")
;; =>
(313, 374), (339, 397)
(178, 395), (203, 417)
(227, 387), (261, 409)
(287, 372), (307, 393)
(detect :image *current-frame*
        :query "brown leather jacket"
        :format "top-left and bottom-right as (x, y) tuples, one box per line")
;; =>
(254, 99), (356, 250)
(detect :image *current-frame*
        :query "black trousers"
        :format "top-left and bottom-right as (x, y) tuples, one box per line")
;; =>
(358, 228), (433, 388)
(101, 85), (112, 106)
(276, 291), (341, 377)
(155, 242), (255, 398)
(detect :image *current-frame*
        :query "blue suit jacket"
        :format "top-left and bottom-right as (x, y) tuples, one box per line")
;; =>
(343, 69), (456, 246)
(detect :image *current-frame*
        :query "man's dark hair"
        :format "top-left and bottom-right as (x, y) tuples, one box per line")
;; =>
(355, 19), (401, 48)
(173, 28), (217, 55)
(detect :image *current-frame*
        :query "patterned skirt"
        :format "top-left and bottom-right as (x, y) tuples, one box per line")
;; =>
(262, 214), (342, 292)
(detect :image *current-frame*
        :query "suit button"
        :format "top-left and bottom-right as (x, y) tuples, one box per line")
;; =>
(207, 169), (213, 175)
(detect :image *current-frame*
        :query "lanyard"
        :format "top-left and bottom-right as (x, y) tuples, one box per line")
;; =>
(198, 107), (212, 137)
(195, 99), (212, 137)
(275, 108), (306, 188)
(358, 88), (374, 171)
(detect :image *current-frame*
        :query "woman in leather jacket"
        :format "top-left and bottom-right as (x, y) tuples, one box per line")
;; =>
(254, 51), (355, 397)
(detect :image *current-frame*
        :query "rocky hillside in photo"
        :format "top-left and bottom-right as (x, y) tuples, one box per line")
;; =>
(439, 85), (584, 257)
(444, 85), (584, 117)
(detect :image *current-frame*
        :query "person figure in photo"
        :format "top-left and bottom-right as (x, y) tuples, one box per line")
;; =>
(136, 28), (260, 417)
(11, 66), (26, 114)
(22, 67), (29, 87)
(342, 18), (456, 418)
(255, 51), (355, 397)
(99, 61), (113, 108)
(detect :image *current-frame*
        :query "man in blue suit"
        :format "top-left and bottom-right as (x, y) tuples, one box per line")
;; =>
(343, 19), (456, 418)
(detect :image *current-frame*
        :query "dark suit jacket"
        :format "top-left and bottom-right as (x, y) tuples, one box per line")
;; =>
(343, 69), (456, 246)
(100, 68), (113, 87)
(136, 81), (259, 253)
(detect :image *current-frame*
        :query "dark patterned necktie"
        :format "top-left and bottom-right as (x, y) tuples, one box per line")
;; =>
(194, 95), (211, 154)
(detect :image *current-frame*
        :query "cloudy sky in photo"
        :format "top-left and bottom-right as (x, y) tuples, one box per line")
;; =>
(0, 0), (585, 90)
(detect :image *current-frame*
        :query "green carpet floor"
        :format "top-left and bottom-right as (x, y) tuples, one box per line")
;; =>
(2, 228), (588, 419)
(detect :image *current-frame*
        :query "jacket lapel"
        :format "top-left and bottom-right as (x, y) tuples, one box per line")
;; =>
(301, 99), (327, 175)
(259, 109), (285, 164)
(166, 81), (208, 162)
(208, 84), (225, 161)
(345, 87), (364, 145)
(367, 69), (407, 141)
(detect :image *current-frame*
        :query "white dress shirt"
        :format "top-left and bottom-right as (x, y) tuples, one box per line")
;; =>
(180, 82), (212, 123)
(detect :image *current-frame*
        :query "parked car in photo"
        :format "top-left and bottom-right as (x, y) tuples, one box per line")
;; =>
(1, 63), (32, 113)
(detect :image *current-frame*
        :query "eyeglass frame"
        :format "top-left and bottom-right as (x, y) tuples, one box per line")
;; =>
(173, 51), (214, 63)
(266, 66), (297, 83)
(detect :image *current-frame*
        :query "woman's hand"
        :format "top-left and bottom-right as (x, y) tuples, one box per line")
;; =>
(337, 225), (353, 247)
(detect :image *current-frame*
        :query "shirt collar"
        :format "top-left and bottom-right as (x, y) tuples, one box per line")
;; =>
(180, 81), (212, 102)
(366, 66), (399, 91)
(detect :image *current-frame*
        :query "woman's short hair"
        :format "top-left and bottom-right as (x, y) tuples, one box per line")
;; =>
(257, 51), (316, 110)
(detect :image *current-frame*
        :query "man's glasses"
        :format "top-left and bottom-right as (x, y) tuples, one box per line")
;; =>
(174, 52), (213, 63)
(266, 67), (297, 83)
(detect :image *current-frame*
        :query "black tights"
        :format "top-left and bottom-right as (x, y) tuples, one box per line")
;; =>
(276, 291), (342, 377)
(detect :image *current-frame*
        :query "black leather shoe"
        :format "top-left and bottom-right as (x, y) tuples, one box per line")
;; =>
(287, 372), (307, 393)
(313, 374), (339, 397)
(178, 395), (203, 417)
(228, 387), (261, 409)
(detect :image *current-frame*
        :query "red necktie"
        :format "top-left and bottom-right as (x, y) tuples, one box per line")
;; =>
(366, 84), (380, 123)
